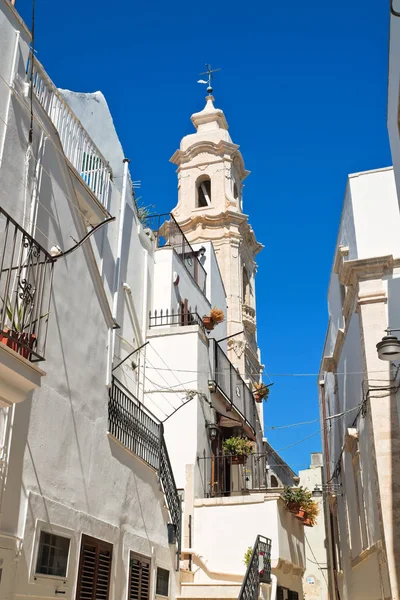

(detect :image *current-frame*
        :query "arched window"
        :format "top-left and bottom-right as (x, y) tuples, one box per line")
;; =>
(270, 475), (279, 488)
(196, 176), (211, 208)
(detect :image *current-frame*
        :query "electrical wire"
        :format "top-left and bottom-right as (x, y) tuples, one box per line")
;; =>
(144, 365), (387, 377)
(266, 418), (320, 431)
(305, 536), (329, 588)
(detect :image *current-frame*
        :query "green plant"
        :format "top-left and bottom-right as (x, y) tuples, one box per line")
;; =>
(134, 195), (155, 226)
(282, 486), (312, 508)
(2, 295), (48, 333)
(243, 546), (252, 567)
(222, 436), (254, 457)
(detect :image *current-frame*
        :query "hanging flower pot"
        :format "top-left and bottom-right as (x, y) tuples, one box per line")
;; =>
(253, 382), (270, 402)
(286, 501), (301, 514)
(202, 316), (214, 331)
(295, 509), (306, 520)
(303, 517), (312, 527)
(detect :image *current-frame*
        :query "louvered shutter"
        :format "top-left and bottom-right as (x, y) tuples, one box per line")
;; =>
(276, 587), (284, 600)
(288, 592), (299, 600)
(76, 535), (112, 600)
(129, 553), (151, 600)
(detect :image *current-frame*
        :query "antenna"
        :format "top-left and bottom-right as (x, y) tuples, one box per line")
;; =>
(197, 63), (221, 94)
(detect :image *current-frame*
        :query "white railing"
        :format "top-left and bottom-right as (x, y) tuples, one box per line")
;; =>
(27, 59), (112, 209)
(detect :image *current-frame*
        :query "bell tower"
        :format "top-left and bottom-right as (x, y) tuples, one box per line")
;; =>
(170, 94), (263, 384)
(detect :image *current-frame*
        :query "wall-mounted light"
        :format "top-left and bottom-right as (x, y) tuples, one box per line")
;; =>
(376, 329), (400, 361)
(206, 422), (219, 441)
(312, 483), (342, 497)
(208, 380), (216, 392)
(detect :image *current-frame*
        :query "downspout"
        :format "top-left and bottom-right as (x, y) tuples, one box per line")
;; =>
(106, 158), (130, 386)
(0, 30), (19, 168)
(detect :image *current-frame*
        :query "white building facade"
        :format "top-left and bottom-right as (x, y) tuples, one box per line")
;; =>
(318, 167), (400, 600)
(0, 2), (307, 599)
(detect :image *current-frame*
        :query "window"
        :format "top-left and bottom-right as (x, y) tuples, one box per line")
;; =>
(196, 177), (211, 207)
(129, 553), (151, 600)
(233, 182), (239, 200)
(156, 567), (170, 597)
(76, 535), (112, 600)
(35, 531), (70, 577)
(270, 475), (279, 488)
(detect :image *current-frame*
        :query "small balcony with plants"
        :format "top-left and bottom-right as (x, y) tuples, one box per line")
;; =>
(0, 207), (55, 406)
(282, 486), (319, 528)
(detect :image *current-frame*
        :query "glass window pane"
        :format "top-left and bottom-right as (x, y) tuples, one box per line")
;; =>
(156, 567), (169, 597)
(35, 531), (70, 577)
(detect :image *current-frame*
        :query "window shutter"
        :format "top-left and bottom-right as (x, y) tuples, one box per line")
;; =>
(276, 587), (284, 600)
(129, 553), (151, 600)
(289, 592), (299, 600)
(76, 535), (112, 600)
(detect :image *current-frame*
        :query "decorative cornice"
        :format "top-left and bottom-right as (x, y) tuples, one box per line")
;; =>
(339, 255), (396, 287)
(170, 141), (250, 181)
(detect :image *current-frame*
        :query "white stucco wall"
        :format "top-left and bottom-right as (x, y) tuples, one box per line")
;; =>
(0, 2), (176, 598)
(192, 494), (305, 593)
(299, 459), (329, 600)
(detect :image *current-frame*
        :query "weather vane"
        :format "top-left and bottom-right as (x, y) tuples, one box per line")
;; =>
(197, 64), (221, 95)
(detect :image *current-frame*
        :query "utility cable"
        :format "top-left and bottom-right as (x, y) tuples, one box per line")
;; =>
(305, 536), (329, 588)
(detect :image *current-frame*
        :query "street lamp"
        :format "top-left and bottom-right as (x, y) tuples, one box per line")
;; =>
(376, 329), (400, 361)
(312, 484), (342, 497)
(206, 422), (219, 441)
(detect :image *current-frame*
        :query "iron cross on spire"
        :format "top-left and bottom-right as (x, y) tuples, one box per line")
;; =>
(197, 64), (221, 94)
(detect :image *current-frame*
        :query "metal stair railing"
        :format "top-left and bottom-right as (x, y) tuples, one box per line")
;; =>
(159, 428), (182, 571)
(238, 535), (272, 600)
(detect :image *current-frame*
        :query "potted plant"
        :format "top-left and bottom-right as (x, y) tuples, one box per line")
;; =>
(282, 486), (312, 517)
(203, 307), (225, 331)
(302, 498), (319, 527)
(253, 382), (270, 403)
(222, 436), (254, 465)
(0, 296), (48, 359)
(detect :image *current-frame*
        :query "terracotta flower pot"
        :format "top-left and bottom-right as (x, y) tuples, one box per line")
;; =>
(202, 316), (214, 331)
(295, 509), (305, 520)
(254, 393), (263, 403)
(0, 329), (36, 359)
(303, 518), (312, 527)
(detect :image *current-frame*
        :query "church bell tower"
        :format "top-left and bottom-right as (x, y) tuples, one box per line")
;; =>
(170, 92), (263, 384)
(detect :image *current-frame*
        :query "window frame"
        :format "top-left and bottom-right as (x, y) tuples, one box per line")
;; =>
(30, 520), (73, 585)
(76, 533), (113, 600)
(128, 551), (152, 600)
(155, 565), (170, 598)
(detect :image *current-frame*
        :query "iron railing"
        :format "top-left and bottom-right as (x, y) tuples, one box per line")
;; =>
(210, 340), (257, 434)
(28, 58), (112, 208)
(160, 433), (182, 571)
(0, 207), (54, 362)
(108, 378), (181, 569)
(149, 308), (206, 334)
(108, 377), (161, 469)
(142, 214), (207, 293)
(238, 535), (272, 600)
(198, 453), (267, 498)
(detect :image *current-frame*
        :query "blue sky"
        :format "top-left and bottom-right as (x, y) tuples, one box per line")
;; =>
(17, 0), (391, 471)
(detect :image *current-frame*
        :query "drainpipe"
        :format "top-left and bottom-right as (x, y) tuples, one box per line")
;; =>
(106, 158), (130, 386)
(0, 30), (19, 168)
(27, 132), (46, 236)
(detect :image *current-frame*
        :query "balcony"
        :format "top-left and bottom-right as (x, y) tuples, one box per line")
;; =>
(143, 214), (207, 293)
(198, 453), (268, 498)
(209, 340), (257, 435)
(108, 377), (182, 568)
(149, 307), (207, 335)
(0, 207), (54, 405)
(242, 303), (256, 333)
(30, 59), (112, 225)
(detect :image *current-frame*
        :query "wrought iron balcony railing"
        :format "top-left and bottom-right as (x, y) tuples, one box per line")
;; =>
(149, 307), (206, 335)
(210, 340), (257, 434)
(142, 214), (207, 293)
(28, 58), (112, 208)
(0, 207), (54, 362)
(198, 452), (268, 498)
(108, 377), (181, 569)
(238, 535), (272, 600)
